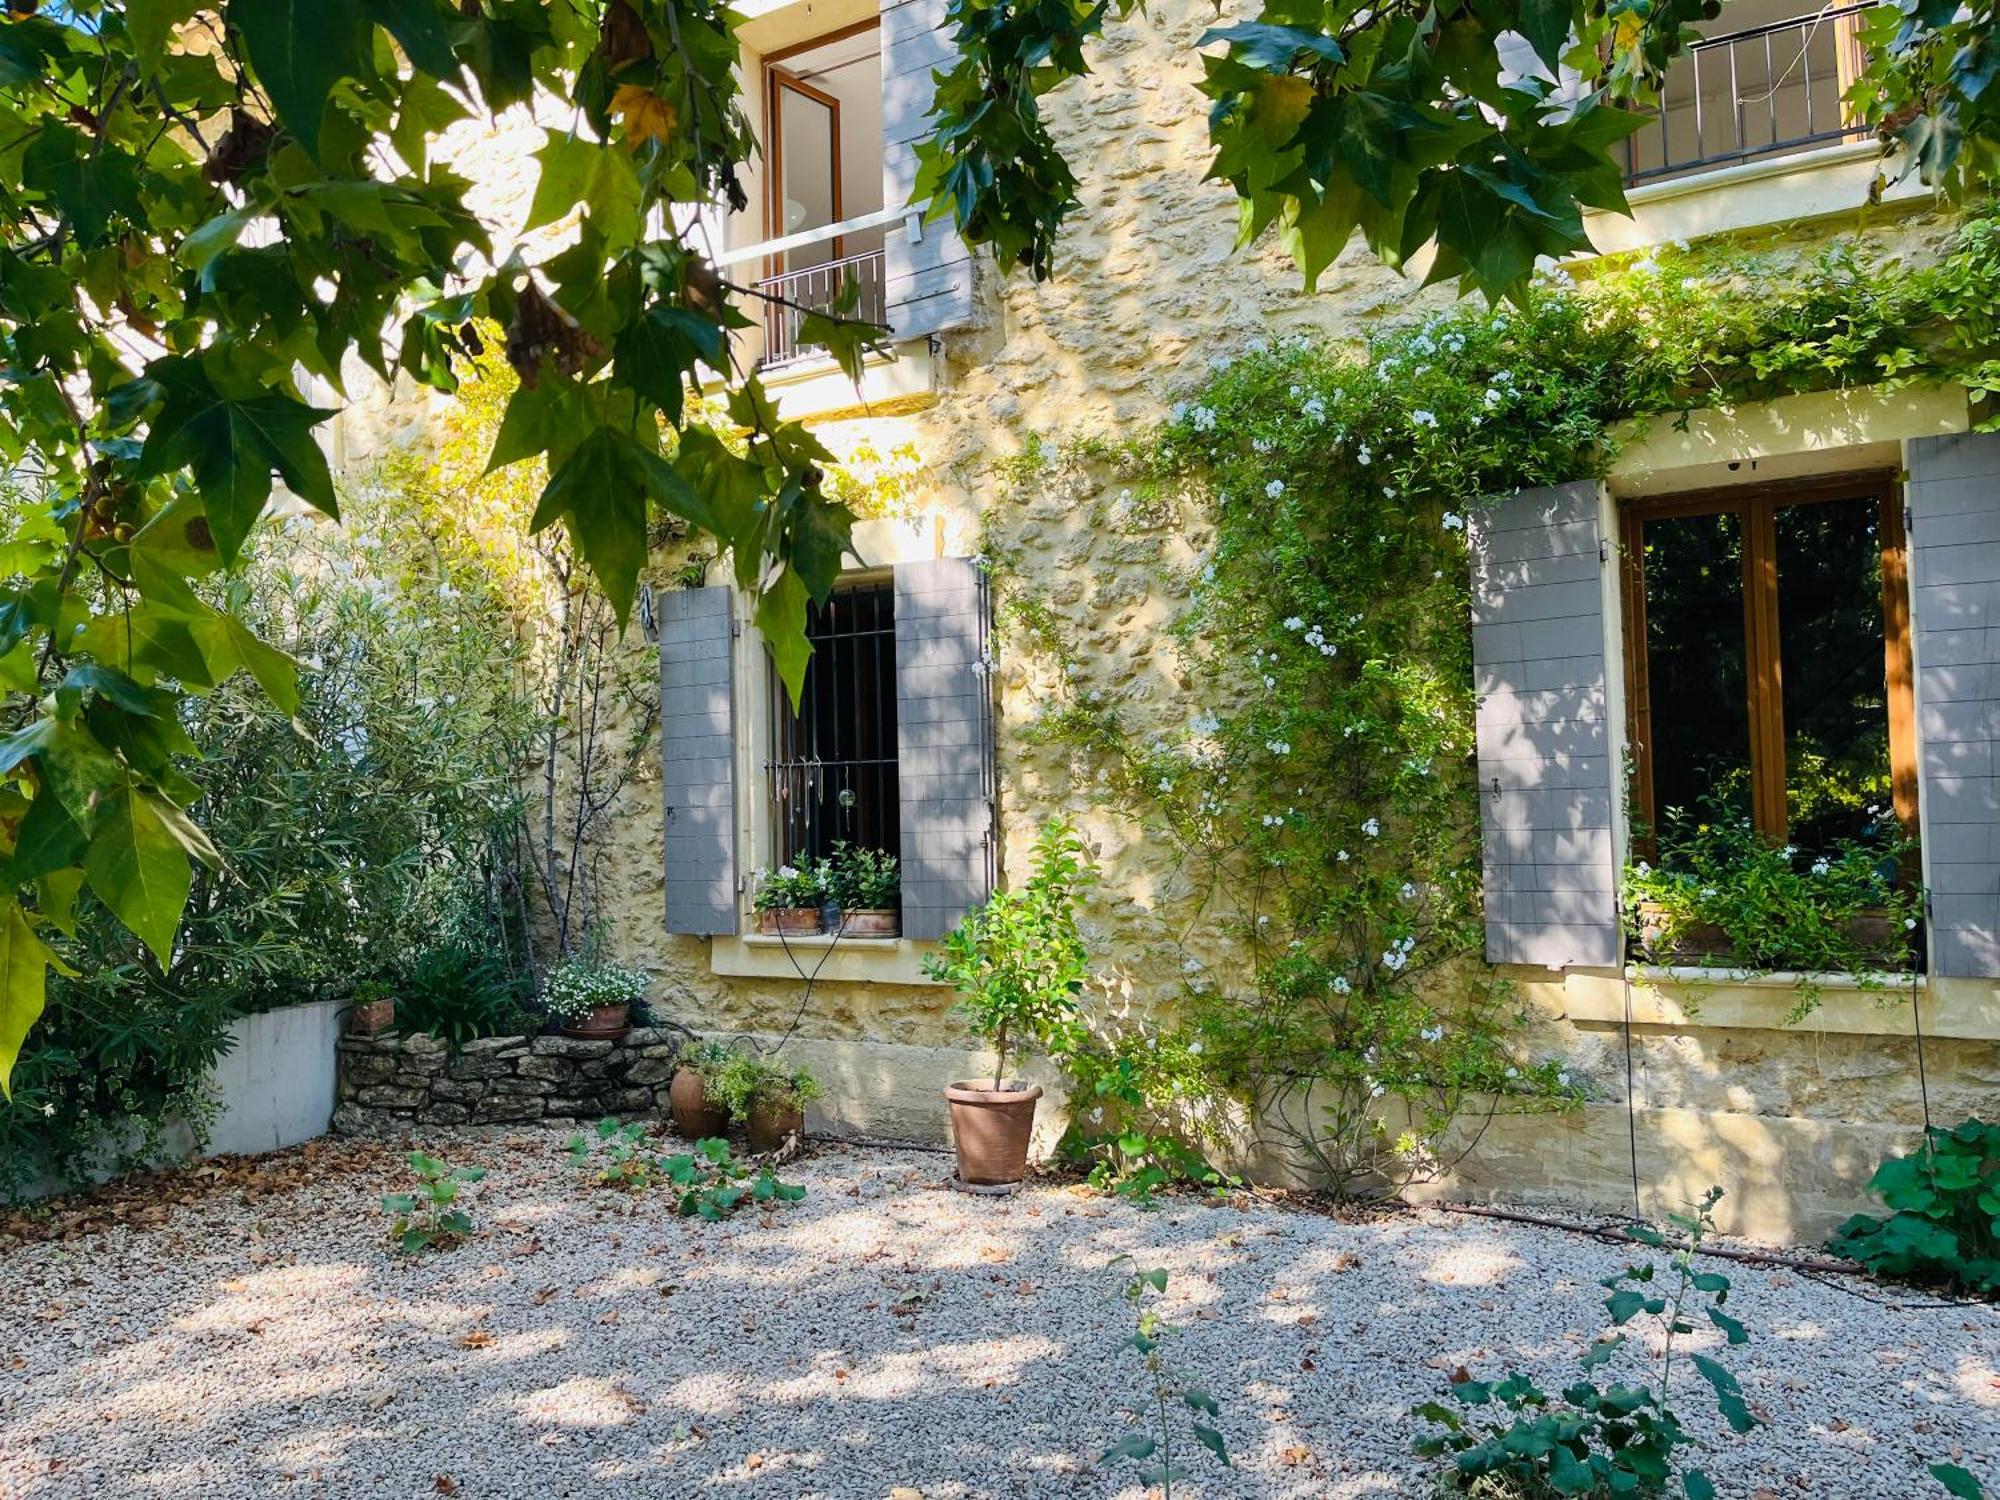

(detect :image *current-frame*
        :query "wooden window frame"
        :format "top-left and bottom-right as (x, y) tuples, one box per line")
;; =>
(1619, 471), (1916, 857)
(763, 64), (844, 275)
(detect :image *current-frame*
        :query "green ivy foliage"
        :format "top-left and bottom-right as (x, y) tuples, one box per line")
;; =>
(1829, 1118), (2000, 1295)
(990, 214), (2000, 1192)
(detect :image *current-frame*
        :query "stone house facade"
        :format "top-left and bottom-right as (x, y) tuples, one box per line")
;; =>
(340, 0), (2000, 1242)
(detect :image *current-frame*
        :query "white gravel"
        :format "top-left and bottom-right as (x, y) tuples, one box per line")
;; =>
(0, 1129), (1995, 1498)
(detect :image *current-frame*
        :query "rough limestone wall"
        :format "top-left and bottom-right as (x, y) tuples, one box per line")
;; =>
(332, 1028), (684, 1134)
(313, 0), (2000, 1236)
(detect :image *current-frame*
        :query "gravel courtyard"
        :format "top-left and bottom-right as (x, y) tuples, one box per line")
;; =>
(1, 1130), (1995, 1499)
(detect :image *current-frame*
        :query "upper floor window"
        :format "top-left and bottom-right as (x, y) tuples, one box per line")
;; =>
(1623, 0), (1869, 184)
(1619, 475), (1917, 859)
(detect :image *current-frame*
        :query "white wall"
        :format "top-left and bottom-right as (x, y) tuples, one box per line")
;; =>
(205, 999), (344, 1157)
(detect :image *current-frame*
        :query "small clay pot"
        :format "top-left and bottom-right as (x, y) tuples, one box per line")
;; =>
(562, 1001), (631, 1040)
(349, 997), (395, 1037)
(746, 1101), (805, 1153)
(668, 1067), (731, 1140)
(840, 908), (900, 938)
(944, 1081), (1043, 1186)
(758, 906), (826, 936)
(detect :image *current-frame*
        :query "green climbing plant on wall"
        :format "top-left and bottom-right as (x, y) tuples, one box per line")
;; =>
(987, 214), (2000, 1193)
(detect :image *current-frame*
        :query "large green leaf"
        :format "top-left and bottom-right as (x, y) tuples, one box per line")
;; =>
(0, 899), (51, 1100)
(363, 0), (460, 79)
(83, 785), (195, 968)
(132, 359), (339, 565)
(755, 566), (813, 710)
(524, 133), (643, 249)
(529, 426), (655, 626)
(21, 128), (142, 249)
(229, 0), (372, 159)
(126, 0), (204, 68)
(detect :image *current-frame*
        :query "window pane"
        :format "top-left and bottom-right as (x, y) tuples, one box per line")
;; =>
(768, 582), (900, 867)
(1775, 494), (1894, 854)
(1640, 508), (1752, 834)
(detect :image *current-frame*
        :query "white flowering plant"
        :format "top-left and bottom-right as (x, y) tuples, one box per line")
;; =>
(974, 221), (2000, 1194)
(1624, 799), (1921, 1016)
(538, 960), (648, 1023)
(752, 861), (833, 912)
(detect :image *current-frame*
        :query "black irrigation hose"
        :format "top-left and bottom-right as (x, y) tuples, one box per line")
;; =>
(1433, 1200), (1995, 1312)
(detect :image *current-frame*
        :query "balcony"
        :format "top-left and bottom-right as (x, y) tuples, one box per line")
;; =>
(712, 205), (918, 369)
(1624, 3), (1869, 185)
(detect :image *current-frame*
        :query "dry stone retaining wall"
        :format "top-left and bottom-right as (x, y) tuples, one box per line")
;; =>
(332, 1029), (682, 1133)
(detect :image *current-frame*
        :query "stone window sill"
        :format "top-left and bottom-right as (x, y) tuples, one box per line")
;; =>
(1546, 967), (2000, 1041)
(709, 933), (947, 987)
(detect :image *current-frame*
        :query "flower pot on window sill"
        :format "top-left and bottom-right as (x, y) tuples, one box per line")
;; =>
(561, 1002), (631, 1040)
(668, 1067), (731, 1140)
(944, 1081), (1042, 1186)
(839, 908), (900, 938)
(1632, 901), (1911, 968)
(746, 1101), (805, 1153)
(757, 906), (825, 936)
(349, 997), (396, 1037)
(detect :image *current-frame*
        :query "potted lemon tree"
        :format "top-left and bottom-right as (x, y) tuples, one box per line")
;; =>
(924, 819), (1091, 1188)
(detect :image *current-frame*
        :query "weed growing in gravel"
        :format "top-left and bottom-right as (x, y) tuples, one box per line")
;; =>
(1828, 1118), (2000, 1296)
(1415, 1186), (1757, 1499)
(1101, 1260), (1230, 1495)
(381, 1151), (487, 1254)
(565, 1121), (807, 1220)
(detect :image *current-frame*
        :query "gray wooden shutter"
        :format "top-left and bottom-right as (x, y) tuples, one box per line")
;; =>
(1468, 480), (1620, 969)
(660, 586), (738, 936)
(1908, 432), (2000, 977)
(895, 557), (994, 940)
(881, 0), (975, 342)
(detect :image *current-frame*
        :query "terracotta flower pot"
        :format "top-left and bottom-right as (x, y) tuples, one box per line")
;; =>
(349, 997), (395, 1037)
(668, 1067), (731, 1140)
(840, 908), (900, 938)
(945, 1081), (1043, 1186)
(758, 906), (825, 936)
(746, 1101), (805, 1153)
(562, 1001), (631, 1040)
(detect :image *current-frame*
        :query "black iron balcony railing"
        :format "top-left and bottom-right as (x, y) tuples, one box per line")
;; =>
(1625, 4), (1870, 184)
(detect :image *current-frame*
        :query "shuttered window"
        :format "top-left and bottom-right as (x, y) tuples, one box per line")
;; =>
(660, 561), (994, 941)
(1618, 476), (1918, 859)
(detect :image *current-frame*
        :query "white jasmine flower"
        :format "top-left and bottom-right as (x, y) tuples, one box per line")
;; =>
(1411, 409), (1439, 429)
(1332, 976), (1351, 995)
(1158, 778), (1174, 794)
(1811, 858), (1830, 876)
(1283, 615), (1305, 631)
(1265, 479), (1286, 499)
(1302, 397), (1326, 423)
(1356, 445), (1372, 466)
(1337, 848), (1350, 862)
(1505, 1065), (1519, 1079)
(1362, 817), (1381, 837)
(1382, 948), (1407, 971)
(1420, 1025), (1444, 1043)
(1400, 882), (1416, 899)
(1441, 512), (1464, 531)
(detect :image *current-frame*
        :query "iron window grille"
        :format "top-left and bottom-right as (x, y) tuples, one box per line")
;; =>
(766, 580), (900, 867)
